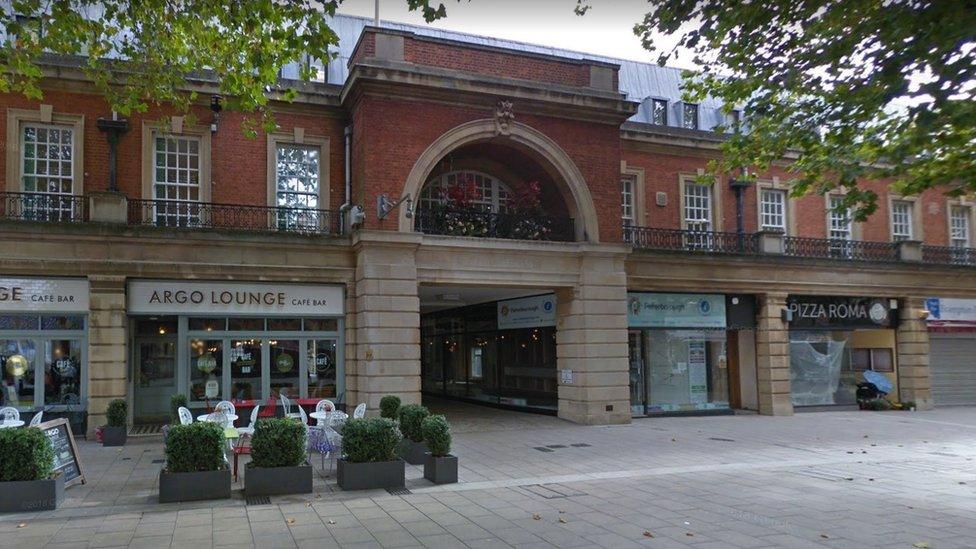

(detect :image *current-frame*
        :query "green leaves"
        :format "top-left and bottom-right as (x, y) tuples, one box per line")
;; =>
(633, 0), (976, 216)
(250, 418), (307, 469)
(0, 427), (55, 482)
(164, 421), (225, 473)
(342, 417), (402, 463)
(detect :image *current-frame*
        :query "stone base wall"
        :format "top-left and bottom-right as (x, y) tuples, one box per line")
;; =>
(897, 297), (933, 410)
(756, 293), (793, 416)
(86, 275), (127, 438)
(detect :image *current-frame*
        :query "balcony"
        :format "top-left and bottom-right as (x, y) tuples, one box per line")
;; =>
(127, 199), (342, 235)
(0, 192), (87, 223)
(627, 225), (976, 268)
(414, 208), (575, 242)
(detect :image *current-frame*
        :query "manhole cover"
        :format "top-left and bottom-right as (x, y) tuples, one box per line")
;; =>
(246, 496), (271, 505)
(534, 447), (554, 453)
(387, 487), (411, 495)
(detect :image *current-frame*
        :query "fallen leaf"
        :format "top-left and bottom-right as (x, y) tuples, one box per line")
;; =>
(914, 543), (931, 548)
(558, 510), (565, 514)
(869, 478), (875, 482)
(327, 519), (336, 525)
(558, 517), (567, 524)
(642, 531), (654, 538)
(960, 481), (967, 485)
(685, 532), (694, 537)
(286, 518), (296, 525)
(16, 523), (26, 529)
(820, 534), (830, 539)
(532, 514), (541, 521)
(671, 438), (676, 442)
(305, 502), (312, 508)
(863, 435), (869, 438)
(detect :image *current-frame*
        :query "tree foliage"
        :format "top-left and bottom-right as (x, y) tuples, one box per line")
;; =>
(1, 0), (458, 133)
(623, 0), (976, 218)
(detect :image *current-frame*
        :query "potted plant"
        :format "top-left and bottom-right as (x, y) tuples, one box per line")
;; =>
(379, 395), (401, 420)
(397, 404), (429, 465)
(158, 422), (231, 503)
(422, 414), (457, 485)
(337, 417), (404, 490)
(245, 418), (312, 496)
(0, 427), (63, 512)
(102, 398), (127, 447)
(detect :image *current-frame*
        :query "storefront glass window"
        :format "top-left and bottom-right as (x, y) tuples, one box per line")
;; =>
(40, 315), (84, 330)
(228, 318), (264, 331)
(1, 339), (37, 408)
(229, 339), (261, 400)
(270, 339), (300, 398)
(267, 318), (301, 331)
(44, 339), (82, 405)
(303, 318), (338, 332)
(789, 331), (856, 406)
(190, 339), (223, 402)
(0, 315), (39, 330)
(189, 317), (226, 332)
(308, 339), (337, 399)
(645, 330), (729, 412)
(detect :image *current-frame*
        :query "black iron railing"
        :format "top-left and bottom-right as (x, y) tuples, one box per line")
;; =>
(783, 236), (899, 262)
(922, 245), (976, 267)
(414, 208), (575, 242)
(127, 199), (341, 235)
(0, 191), (86, 222)
(625, 226), (759, 254)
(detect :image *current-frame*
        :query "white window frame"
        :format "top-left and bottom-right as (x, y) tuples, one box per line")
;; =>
(890, 200), (914, 241)
(140, 120), (212, 226)
(827, 195), (852, 241)
(651, 98), (668, 125)
(683, 181), (712, 232)
(759, 188), (787, 232)
(621, 176), (635, 225)
(419, 170), (512, 213)
(151, 134), (203, 227)
(5, 107), (85, 212)
(682, 103), (699, 130)
(950, 205), (972, 248)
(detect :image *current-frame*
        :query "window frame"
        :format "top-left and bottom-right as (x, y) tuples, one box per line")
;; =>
(681, 102), (699, 130)
(6, 107), (85, 196)
(949, 204), (972, 248)
(266, 130), (330, 210)
(419, 170), (513, 213)
(890, 199), (914, 241)
(827, 194), (853, 241)
(759, 188), (787, 233)
(141, 119), (212, 206)
(682, 180), (713, 232)
(621, 175), (635, 225)
(650, 98), (668, 125)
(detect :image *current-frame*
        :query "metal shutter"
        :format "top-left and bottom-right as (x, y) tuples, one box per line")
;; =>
(930, 333), (976, 406)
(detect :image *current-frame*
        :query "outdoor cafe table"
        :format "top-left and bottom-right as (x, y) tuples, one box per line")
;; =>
(0, 420), (25, 429)
(197, 413), (239, 424)
(309, 411), (348, 426)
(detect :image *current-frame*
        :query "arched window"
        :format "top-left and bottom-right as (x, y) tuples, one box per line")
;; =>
(418, 170), (512, 213)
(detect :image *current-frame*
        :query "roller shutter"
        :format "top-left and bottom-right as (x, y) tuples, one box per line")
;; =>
(930, 333), (976, 406)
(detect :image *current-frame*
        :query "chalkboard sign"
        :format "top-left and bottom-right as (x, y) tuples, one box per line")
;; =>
(37, 418), (85, 487)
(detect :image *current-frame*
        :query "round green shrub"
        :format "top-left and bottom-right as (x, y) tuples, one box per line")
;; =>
(421, 414), (452, 457)
(250, 418), (307, 468)
(342, 417), (401, 463)
(0, 427), (55, 482)
(397, 404), (430, 442)
(164, 422), (225, 473)
(170, 394), (188, 424)
(107, 398), (127, 427)
(379, 395), (401, 420)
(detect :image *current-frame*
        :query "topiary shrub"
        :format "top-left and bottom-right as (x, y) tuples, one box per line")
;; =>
(397, 404), (430, 442)
(421, 415), (452, 457)
(342, 417), (401, 463)
(170, 394), (188, 424)
(0, 427), (55, 482)
(250, 418), (307, 468)
(164, 422), (225, 473)
(379, 395), (401, 420)
(107, 399), (127, 427)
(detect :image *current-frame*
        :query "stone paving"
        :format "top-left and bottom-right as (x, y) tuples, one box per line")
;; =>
(3, 403), (976, 548)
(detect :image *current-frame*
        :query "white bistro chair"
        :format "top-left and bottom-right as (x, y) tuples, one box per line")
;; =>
(29, 411), (43, 426)
(177, 406), (194, 426)
(314, 399), (336, 427)
(353, 403), (367, 419)
(214, 400), (236, 418)
(0, 407), (20, 428)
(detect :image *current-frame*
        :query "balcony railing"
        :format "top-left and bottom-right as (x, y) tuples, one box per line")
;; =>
(127, 199), (341, 235)
(783, 236), (899, 262)
(0, 192), (86, 223)
(414, 208), (575, 242)
(922, 245), (976, 267)
(625, 226), (759, 254)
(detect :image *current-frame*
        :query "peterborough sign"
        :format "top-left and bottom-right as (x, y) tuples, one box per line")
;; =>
(787, 295), (896, 329)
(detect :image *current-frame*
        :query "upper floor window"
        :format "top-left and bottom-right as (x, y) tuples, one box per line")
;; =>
(153, 135), (201, 226)
(890, 200), (913, 241)
(950, 205), (971, 248)
(20, 124), (76, 221)
(759, 188), (787, 232)
(828, 195), (852, 241)
(725, 110), (740, 130)
(419, 170), (511, 213)
(683, 181), (712, 232)
(682, 103), (699, 130)
(275, 144), (320, 209)
(651, 99), (668, 125)
(621, 176), (635, 225)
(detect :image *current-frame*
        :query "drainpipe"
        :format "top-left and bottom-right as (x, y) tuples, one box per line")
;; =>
(729, 168), (751, 251)
(339, 125), (352, 233)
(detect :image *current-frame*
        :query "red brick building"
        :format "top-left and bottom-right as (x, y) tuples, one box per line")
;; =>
(1, 15), (974, 436)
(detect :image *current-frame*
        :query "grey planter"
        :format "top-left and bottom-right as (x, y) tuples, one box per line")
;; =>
(0, 475), (64, 512)
(400, 439), (428, 465)
(245, 462), (313, 496)
(158, 468), (231, 503)
(336, 459), (405, 491)
(424, 454), (458, 485)
(102, 425), (127, 447)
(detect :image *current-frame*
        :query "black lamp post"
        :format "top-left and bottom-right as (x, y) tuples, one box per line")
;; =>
(96, 116), (130, 193)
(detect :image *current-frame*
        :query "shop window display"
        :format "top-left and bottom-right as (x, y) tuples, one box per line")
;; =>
(789, 331), (857, 406)
(644, 330), (729, 412)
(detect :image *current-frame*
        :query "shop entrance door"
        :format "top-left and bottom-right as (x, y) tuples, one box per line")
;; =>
(133, 336), (177, 423)
(628, 330), (645, 415)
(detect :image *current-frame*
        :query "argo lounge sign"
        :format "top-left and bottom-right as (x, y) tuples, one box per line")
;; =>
(128, 280), (344, 316)
(787, 295), (897, 329)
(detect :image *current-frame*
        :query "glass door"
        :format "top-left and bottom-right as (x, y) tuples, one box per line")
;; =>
(628, 330), (645, 415)
(133, 337), (177, 423)
(307, 339), (337, 399)
(270, 339), (300, 399)
(229, 339), (262, 401)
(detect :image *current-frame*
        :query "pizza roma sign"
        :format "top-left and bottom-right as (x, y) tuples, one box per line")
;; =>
(787, 296), (897, 329)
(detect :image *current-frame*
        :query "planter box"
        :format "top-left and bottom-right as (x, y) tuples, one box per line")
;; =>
(245, 462), (313, 496)
(337, 459), (405, 491)
(0, 475), (64, 512)
(424, 454), (458, 485)
(400, 439), (428, 465)
(158, 468), (231, 503)
(102, 426), (127, 447)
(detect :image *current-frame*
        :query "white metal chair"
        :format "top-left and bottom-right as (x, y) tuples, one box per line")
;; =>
(1, 407), (20, 422)
(236, 405), (260, 438)
(280, 393), (302, 419)
(314, 399), (335, 426)
(177, 406), (193, 426)
(29, 411), (43, 426)
(215, 400), (236, 417)
(353, 403), (367, 419)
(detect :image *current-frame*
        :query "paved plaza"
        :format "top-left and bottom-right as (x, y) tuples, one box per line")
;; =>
(3, 403), (976, 548)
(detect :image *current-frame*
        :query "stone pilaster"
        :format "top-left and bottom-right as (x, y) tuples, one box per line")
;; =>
(756, 293), (793, 415)
(897, 297), (933, 410)
(87, 275), (127, 438)
(555, 249), (630, 425)
(352, 231), (422, 413)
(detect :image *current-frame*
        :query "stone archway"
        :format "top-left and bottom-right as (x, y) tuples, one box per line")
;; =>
(399, 119), (601, 243)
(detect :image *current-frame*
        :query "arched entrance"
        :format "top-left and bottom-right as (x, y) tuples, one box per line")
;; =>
(399, 120), (601, 243)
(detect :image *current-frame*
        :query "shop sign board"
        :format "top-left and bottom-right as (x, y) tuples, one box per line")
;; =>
(0, 278), (89, 313)
(787, 295), (896, 329)
(627, 293), (726, 329)
(497, 294), (556, 330)
(925, 298), (976, 323)
(38, 418), (85, 487)
(128, 280), (344, 316)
